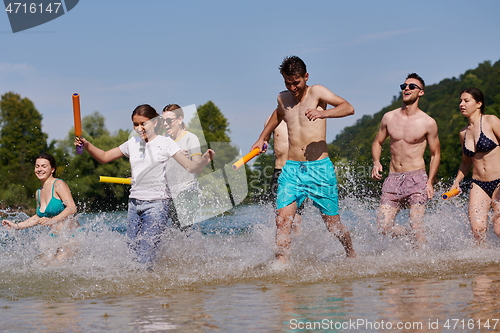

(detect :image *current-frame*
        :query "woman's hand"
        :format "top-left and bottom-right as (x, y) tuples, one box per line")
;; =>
(38, 217), (55, 226)
(2, 219), (17, 230)
(74, 136), (89, 150)
(202, 149), (215, 164)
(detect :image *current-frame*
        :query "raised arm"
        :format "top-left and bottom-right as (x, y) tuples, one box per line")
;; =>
(305, 85), (355, 120)
(75, 137), (124, 164)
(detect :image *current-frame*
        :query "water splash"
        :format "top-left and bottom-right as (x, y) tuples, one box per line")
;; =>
(1, 193), (500, 301)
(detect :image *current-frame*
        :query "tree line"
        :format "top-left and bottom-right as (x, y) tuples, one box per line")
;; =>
(2, 59), (500, 211)
(250, 59), (500, 199)
(0, 97), (238, 212)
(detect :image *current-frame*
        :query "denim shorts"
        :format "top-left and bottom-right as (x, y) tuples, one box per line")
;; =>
(127, 198), (171, 264)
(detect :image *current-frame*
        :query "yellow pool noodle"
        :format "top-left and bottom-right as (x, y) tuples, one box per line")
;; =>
(99, 176), (132, 185)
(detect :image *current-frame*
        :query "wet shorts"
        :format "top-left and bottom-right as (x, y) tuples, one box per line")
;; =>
(380, 169), (428, 207)
(269, 168), (305, 213)
(276, 158), (339, 216)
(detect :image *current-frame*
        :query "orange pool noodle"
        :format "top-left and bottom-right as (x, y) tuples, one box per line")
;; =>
(72, 93), (82, 137)
(442, 188), (460, 200)
(232, 145), (266, 170)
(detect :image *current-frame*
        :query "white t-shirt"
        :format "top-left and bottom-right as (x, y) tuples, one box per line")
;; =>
(166, 131), (202, 197)
(120, 135), (180, 200)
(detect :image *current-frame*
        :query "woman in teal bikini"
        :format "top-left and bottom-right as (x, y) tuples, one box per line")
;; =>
(2, 153), (79, 258)
(449, 88), (500, 245)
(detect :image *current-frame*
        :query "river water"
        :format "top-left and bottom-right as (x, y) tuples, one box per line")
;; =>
(1, 195), (500, 332)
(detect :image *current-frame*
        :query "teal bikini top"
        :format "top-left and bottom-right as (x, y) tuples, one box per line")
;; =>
(36, 179), (66, 218)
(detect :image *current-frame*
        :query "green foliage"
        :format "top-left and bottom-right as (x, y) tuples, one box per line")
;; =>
(3, 61), (499, 209)
(0, 92), (48, 207)
(189, 101), (231, 143)
(57, 114), (131, 212)
(186, 102), (245, 207)
(0, 98), (240, 211)
(189, 101), (239, 174)
(248, 151), (275, 201)
(331, 59), (500, 190)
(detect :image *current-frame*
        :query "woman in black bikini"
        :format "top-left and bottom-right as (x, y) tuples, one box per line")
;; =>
(450, 87), (500, 244)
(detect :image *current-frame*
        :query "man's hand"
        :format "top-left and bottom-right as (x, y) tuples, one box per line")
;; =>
(305, 109), (324, 121)
(426, 181), (435, 200)
(372, 162), (383, 181)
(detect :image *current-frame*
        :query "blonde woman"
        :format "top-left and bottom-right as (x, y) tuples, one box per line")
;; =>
(162, 104), (203, 230)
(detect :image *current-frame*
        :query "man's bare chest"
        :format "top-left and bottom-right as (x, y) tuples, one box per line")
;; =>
(388, 122), (426, 143)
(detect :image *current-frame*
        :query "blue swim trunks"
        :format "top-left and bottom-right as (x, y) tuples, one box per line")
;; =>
(276, 158), (339, 216)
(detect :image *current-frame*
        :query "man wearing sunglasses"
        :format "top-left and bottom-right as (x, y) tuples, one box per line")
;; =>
(371, 73), (440, 247)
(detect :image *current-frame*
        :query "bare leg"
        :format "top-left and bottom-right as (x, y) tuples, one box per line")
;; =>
(409, 204), (426, 246)
(377, 204), (407, 237)
(491, 187), (500, 239)
(275, 202), (297, 263)
(323, 214), (356, 258)
(291, 213), (302, 237)
(468, 183), (491, 245)
(54, 238), (79, 262)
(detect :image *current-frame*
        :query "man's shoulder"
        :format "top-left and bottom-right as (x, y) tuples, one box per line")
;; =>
(277, 90), (290, 103)
(382, 108), (400, 120)
(308, 84), (327, 90)
(277, 90), (296, 108)
(278, 90), (289, 97)
(418, 109), (437, 123)
(308, 84), (333, 95)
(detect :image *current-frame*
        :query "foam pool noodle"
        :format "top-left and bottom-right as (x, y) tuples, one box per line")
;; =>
(232, 143), (267, 170)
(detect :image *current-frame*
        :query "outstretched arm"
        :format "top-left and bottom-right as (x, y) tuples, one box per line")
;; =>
(2, 214), (40, 230)
(75, 137), (124, 164)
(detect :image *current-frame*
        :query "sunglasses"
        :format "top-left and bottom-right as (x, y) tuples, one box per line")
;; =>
(400, 83), (422, 91)
(164, 118), (177, 125)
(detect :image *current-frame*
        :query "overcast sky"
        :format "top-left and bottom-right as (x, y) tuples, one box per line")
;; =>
(2, 0), (500, 155)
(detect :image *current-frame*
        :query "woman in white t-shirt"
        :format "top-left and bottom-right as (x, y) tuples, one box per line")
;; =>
(75, 104), (213, 267)
(162, 104), (203, 230)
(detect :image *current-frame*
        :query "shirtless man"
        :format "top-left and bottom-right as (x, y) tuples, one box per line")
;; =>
(371, 73), (440, 246)
(252, 56), (356, 263)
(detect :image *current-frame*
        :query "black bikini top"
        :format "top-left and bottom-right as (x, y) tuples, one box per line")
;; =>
(463, 115), (498, 157)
